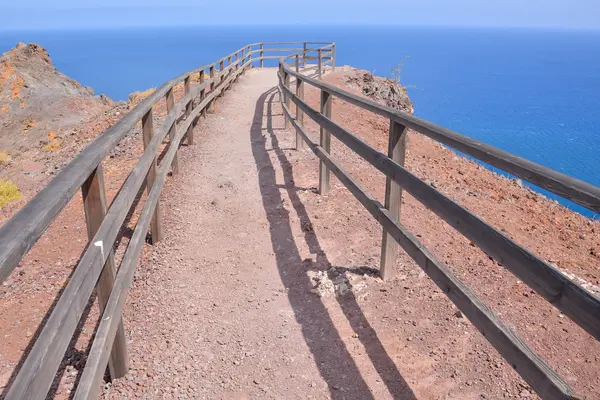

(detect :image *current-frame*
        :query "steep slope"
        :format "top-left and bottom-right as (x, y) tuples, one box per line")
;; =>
(0, 43), (123, 217)
(0, 42), (113, 151)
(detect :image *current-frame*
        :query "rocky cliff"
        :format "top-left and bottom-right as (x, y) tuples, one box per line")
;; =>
(0, 43), (113, 153)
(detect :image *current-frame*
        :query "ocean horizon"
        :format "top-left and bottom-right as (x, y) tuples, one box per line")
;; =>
(1, 25), (598, 217)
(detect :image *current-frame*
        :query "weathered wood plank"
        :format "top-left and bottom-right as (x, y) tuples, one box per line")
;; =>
(81, 166), (129, 379)
(249, 41), (331, 46)
(248, 47), (303, 55)
(260, 43), (264, 68)
(284, 71), (290, 130)
(280, 80), (600, 341)
(380, 121), (407, 280)
(4, 61), (249, 400)
(184, 76), (194, 145)
(220, 60), (225, 85)
(74, 81), (211, 400)
(200, 70), (206, 119)
(0, 44), (249, 285)
(280, 101), (579, 400)
(142, 108), (162, 243)
(282, 67), (600, 213)
(317, 49), (322, 78)
(74, 62), (249, 400)
(257, 55), (302, 61)
(319, 89), (332, 194)
(295, 76), (304, 150)
(303, 42), (307, 66)
(226, 56), (232, 88)
(5, 116), (170, 400)
(209, 65), (216, 111)
(165, 88), (179, 175)
(331, 43), (336, 71)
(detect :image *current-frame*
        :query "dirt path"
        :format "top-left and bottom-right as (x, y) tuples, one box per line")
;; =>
(102, 68), (408, 399)
(100, 67), (597, 400)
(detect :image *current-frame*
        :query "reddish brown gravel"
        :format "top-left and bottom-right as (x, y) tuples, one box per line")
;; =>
(1, 66), (598, 399)
(101, 67), (599, 399)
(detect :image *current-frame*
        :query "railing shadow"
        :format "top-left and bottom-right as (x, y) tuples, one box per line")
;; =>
(250, 86), (415, 399)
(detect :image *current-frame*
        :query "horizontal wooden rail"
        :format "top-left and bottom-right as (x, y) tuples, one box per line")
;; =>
(248, 41), (333, 46)
(280, 100), (577, 400)
(249, 47), (304, 53)
(0, 46), (251, 285)
(279, 80), (600, 342)
(281, 67), (600, 214)
(259, 55), (298, 60)
(72, 62), (248, 400)
(3, 53), (252, 400)
(2, 41), (334, 399)
(277, 41), (596, 398)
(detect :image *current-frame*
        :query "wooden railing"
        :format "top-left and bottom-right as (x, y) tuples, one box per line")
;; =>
(278, 46), (599, 400)
(0, 42), (333, 400)
(1, 40), (597, 399)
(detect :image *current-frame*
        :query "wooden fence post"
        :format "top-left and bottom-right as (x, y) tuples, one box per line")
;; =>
(165, 88), (179, 175)
(81, 165), (129, 380)
(319, 89), (332, 194)
(241, 49), (245, 74)
(219, 60), (225, 85)
(184, 76), (194, 145)
(284, 70), (290, 130)
(303, 42), (307, 67)
(200, 70), (206, 118)
(295, 76), (304, 150)
(141, 108), (163, 243)
(209, 65), (215, 111)
(332, 43), (336, 72)
(295, 54), (300, 73)
(260, 43), (264, 68)
(226, 56), (232, 90)
(380, 121), (407, 280)
(318, 49), (323, 78)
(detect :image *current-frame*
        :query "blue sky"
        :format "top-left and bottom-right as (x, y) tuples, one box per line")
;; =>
(1, 0), (599, 31)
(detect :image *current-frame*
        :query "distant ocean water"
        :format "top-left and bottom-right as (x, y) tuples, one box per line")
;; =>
(1, 25), (599, 217)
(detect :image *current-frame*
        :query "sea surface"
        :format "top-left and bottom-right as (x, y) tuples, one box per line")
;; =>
(1, 25), (599, 217)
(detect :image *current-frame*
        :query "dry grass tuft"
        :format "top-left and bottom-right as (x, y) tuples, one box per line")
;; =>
(43, 139), (61, 151)
(42, 132), (61, 151)
(128, 88), (156, 106)
(0, 180), (22, 208)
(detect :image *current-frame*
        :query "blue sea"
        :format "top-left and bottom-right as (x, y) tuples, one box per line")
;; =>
(1, 25), (599, 217)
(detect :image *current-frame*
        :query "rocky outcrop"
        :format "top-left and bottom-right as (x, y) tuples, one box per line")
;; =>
(0, 42), (113, 154)
(342, 66), (414, 114)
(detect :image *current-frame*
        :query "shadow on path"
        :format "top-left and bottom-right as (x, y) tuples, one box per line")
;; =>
(250, 86), (416, 399)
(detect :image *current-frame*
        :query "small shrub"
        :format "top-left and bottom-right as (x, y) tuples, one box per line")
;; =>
(128, 88), (156, 106)
(192, 71), (208, 83)
(390, 57), (410, 93)
(0, 180), (22, 208)
(43, 133), (61, 151)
